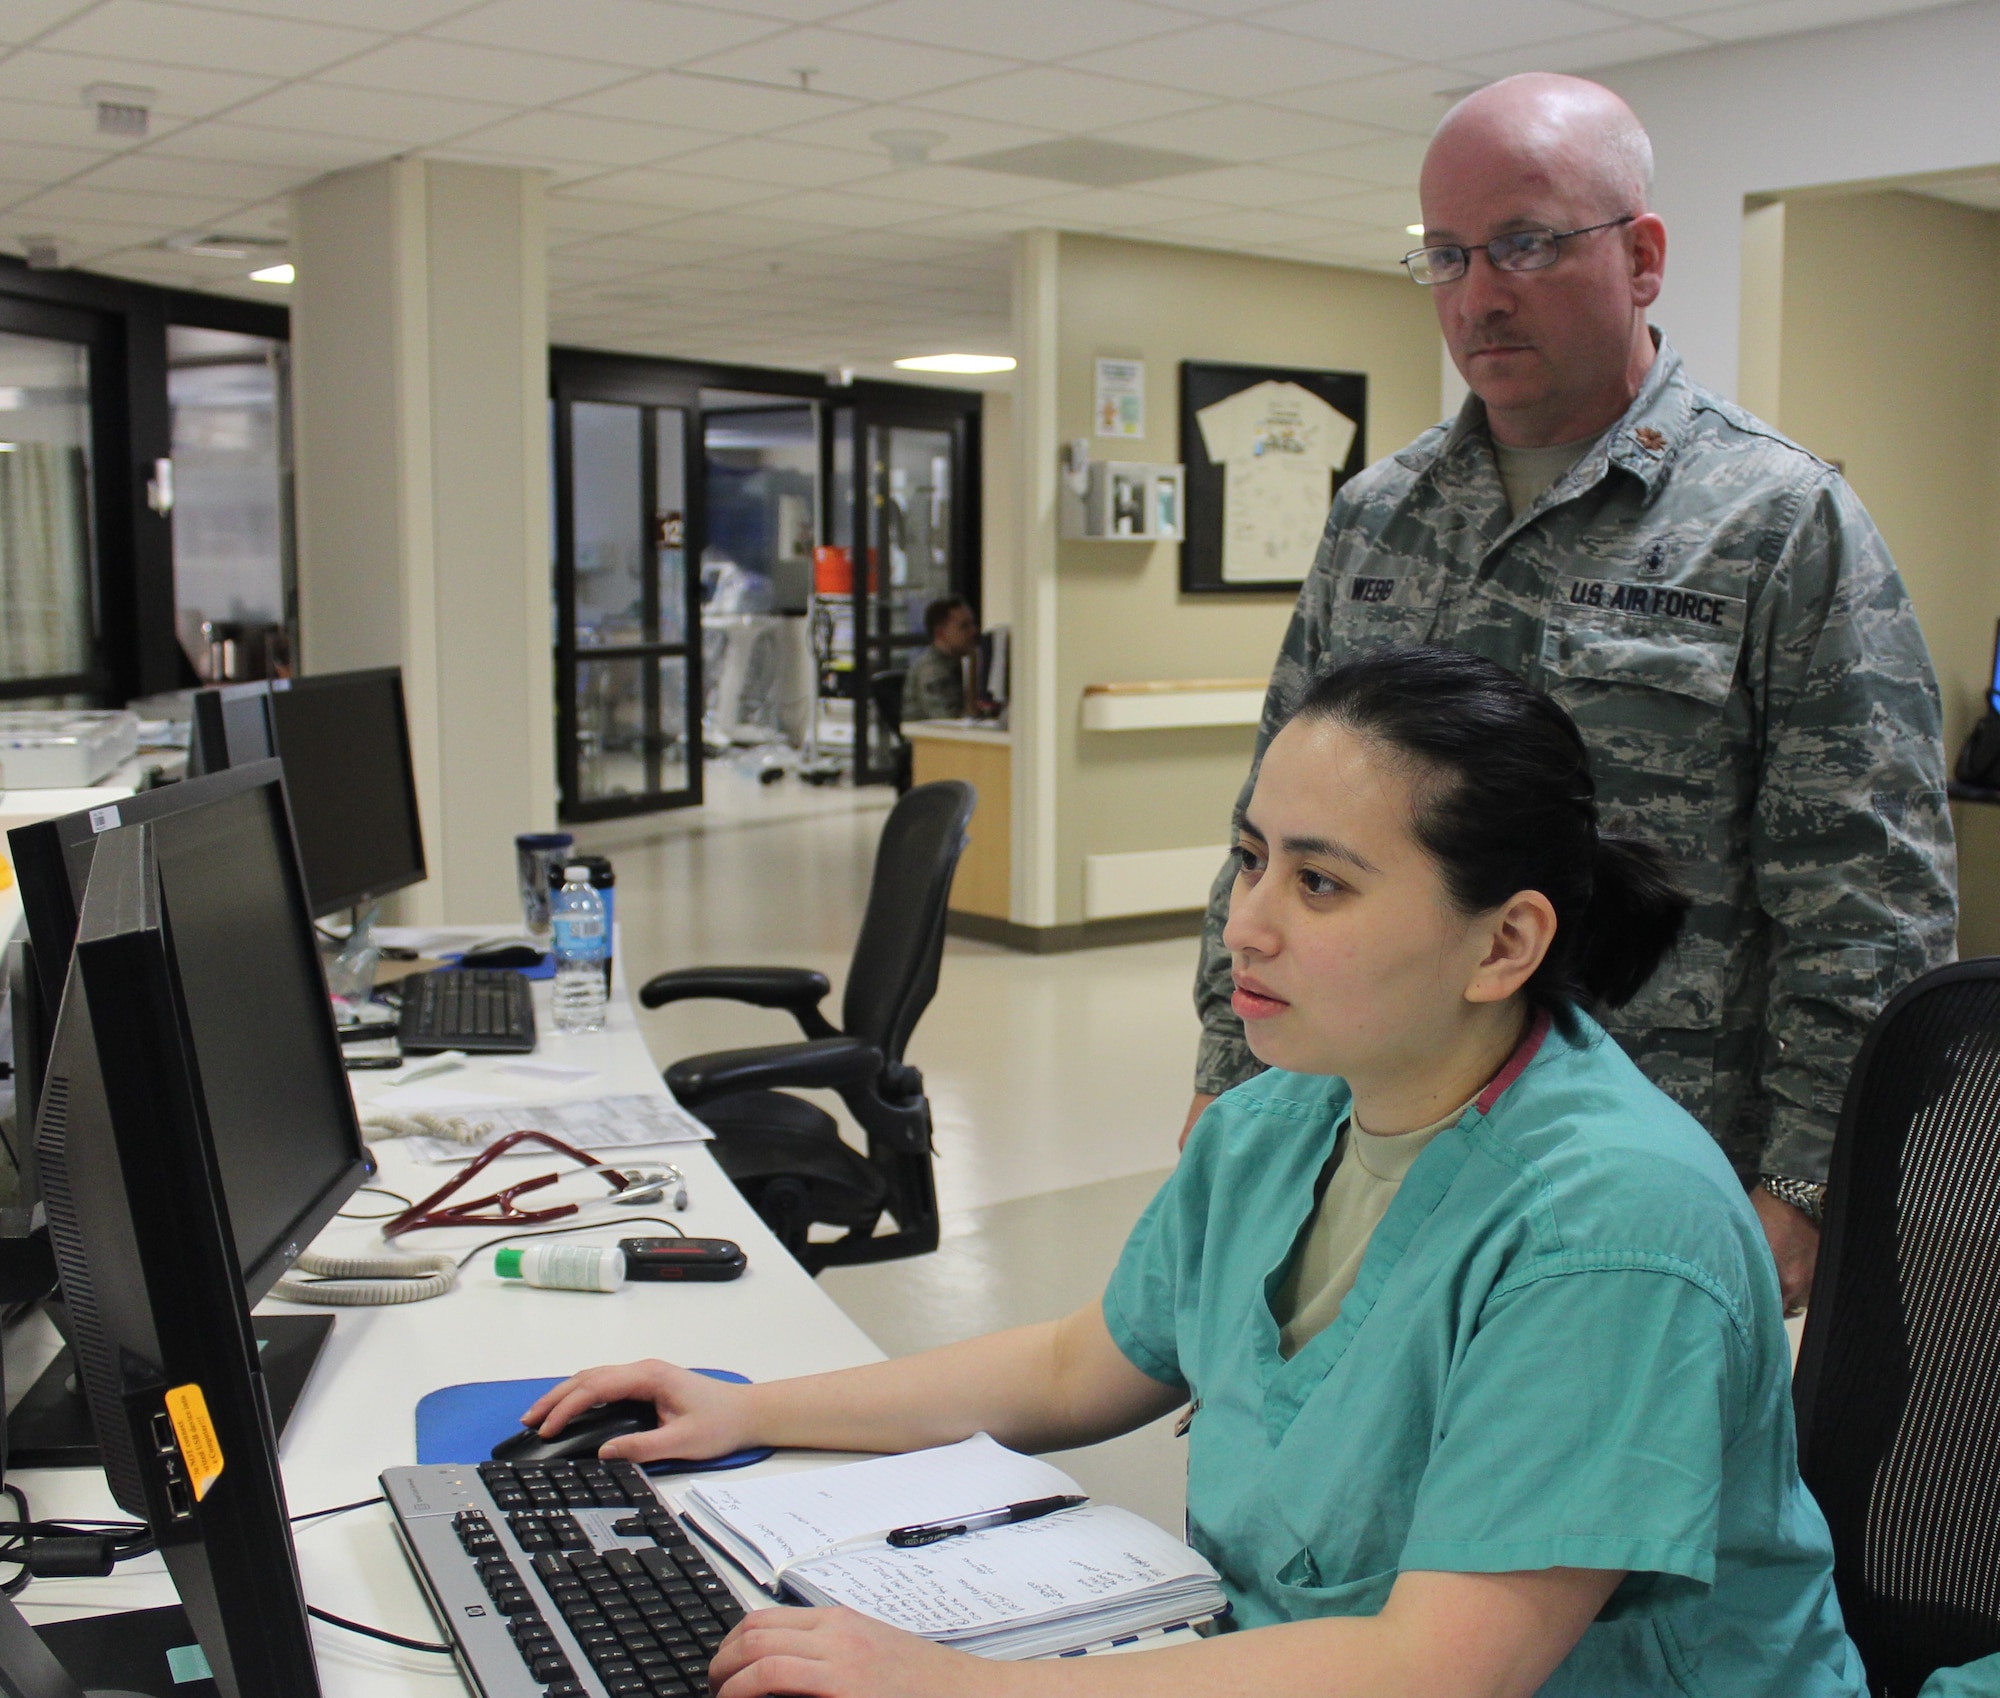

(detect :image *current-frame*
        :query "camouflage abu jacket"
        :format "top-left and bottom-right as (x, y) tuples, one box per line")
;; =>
(1194, 336), (1956, 1186)
(902, 644), (966, 723)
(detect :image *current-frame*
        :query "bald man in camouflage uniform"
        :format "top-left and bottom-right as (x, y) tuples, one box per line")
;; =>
(1188, 75), (1955, 1312)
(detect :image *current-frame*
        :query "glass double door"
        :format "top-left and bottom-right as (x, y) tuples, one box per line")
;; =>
(825, 405), (971, 785)
(555, 397), (699, 818)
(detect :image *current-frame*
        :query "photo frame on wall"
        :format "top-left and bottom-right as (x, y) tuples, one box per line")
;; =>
(1179, 360), (1367, 595)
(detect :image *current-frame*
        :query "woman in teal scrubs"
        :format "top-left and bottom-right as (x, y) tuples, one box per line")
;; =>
(531, 646), (1880, 1698)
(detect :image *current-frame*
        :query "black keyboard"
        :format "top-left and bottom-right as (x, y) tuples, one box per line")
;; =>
(397, 968), (537, 1054)
(384, 1458), (747, 1698)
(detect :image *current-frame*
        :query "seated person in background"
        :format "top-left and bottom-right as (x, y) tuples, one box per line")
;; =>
(526, 646), (1868, 1698)
(902, 595), (978, 722)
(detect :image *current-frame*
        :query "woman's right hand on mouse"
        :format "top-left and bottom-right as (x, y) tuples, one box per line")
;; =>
(522, 1360), (754, 1463)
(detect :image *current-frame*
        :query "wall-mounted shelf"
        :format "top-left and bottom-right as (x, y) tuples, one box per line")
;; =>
(1081, 678), (1265, 731)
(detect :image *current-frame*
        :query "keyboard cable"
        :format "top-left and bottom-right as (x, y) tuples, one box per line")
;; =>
(289, 1495), (451, 1655)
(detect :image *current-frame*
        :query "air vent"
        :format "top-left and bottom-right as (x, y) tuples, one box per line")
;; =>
(956, 138), (1223, 189)
(165, 232), (289, 261)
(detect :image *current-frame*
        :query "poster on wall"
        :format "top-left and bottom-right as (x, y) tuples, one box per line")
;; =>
(1094, 357), (1144, 438)
(1179, 361), (1366, 594)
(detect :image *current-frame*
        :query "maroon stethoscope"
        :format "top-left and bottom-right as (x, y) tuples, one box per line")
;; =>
(382, 1130), (663, 1239)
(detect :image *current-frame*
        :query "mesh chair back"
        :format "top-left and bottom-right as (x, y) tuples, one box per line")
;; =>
(1794, 959), (2000, 1698)
(840, 780), (974, 1063)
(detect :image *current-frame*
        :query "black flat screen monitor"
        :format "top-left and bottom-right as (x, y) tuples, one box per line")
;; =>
(8, 762), (289, 1022)
(35, 790), (367, 1695)
(187, 681), (275, 776)
(264, 669), (426, 918)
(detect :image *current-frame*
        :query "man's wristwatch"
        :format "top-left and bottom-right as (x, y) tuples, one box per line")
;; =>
(1759, 1173), (1828, 1225)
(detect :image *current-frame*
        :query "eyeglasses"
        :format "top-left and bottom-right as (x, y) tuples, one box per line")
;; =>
(1402, 215), (1636, 286)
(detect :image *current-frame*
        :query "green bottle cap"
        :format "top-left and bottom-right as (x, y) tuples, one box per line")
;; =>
(494, 1248), (525, 1279)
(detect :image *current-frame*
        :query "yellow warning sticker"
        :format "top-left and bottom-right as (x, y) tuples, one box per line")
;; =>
(164, 1384), (224, 1502)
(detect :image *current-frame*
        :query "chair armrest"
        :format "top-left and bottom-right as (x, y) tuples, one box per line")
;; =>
(638, 966), (837, 1038)
(666, 1036), (883, 1108)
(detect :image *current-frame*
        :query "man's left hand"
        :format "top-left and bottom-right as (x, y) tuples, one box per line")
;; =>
(1751, 1186), (1821, 1316)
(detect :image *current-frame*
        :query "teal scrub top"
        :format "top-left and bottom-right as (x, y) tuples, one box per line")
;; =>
(1104, 1010), (1869, 1696)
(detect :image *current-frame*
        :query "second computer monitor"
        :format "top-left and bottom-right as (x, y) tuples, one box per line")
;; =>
(192, 666), (427, 918)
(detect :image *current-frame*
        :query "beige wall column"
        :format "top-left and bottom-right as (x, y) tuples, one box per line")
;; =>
(289, 158), (554, 926)
(1010, 230), (1062, 929)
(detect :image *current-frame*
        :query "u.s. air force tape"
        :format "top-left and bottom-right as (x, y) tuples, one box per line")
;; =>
(1555, 575), (1740, 631)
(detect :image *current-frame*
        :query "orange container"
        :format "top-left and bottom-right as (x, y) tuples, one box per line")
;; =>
(814, 546), (852, 594)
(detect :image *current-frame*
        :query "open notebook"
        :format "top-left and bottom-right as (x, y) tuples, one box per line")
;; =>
(677, 1434), (1228, 1660)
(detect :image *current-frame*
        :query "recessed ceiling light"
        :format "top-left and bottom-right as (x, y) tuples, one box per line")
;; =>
(250, 263), (295, 285)
(1405, 223), (1425, 235)
(894, 354), (1015, 374)
(0, 443), (17, 453)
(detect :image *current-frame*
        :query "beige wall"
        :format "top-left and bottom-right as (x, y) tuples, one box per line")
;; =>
(1757, 189), (2000, 955)
(979, 387), (1016, 630)
(292, 158), (554, 926)
(1010, 232), (1440, 927)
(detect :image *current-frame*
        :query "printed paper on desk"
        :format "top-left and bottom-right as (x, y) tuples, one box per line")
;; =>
(394, 1092), (712, 1162)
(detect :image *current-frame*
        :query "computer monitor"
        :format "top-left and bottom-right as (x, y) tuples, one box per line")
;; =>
(9, 762), (289, 1020)
(187, 681), (275, 777)
(198, 668), (427, 919)
(6, 769), (363, 1468)
(32, 791), (368, 1695)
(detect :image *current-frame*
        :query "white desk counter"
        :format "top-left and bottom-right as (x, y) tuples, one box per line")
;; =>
(5, 962), (887, 1692)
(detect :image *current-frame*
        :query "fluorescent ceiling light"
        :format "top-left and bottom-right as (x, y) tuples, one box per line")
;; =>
(249, 263), (294, 285)
(0, 443), (17, 452)
(894, 354), (1015, 374)
(1405, 223), (1425, 235)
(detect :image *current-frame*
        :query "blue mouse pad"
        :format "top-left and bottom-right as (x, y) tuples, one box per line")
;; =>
(415, 1370), (772, 1473)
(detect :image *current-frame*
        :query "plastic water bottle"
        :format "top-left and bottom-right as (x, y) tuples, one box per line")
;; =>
(550, 863), (608, 1034)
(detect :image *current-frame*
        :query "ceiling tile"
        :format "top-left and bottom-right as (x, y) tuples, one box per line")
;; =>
(1141, 204), (1333, 243)
(0, 138), (109, 180)
(563, 69), (859, 132)
(1061, 23), (1399, 97)
(75, 151), (305, 200)
(39, 0), (383, 77)
(837, 161), (1053, 206)
(6, 181), (240, 226)
(0, 47), (278, 116)
(1164, 161), (1359, 206)
(443, 110), (726, 169)
(836, 0), (1183, 59)
(651, 208), (844, 248)
(1267, 64), (1468, 132)
(558, 167), (768, 210)
(997, 183), (1237, 226)
(767, 102), (1057, 166)
(223, 83), (514, 145)
(1674, 0), (1956, 42)
(912, 66), (1211, 129)
(1091, 100), (1383, 162)
(785, 226), (978, 262)
(429, 0), (782, 69)
(0, 0), (95, 43)
(1281, 182), (1421, 223)
(0, 97), (139, 151)
(147, 119), (381, 170)
(677, 25), (1013, 102)
(669, 135), (885, 187)
(1446, 18), (1703, 74)
(745, 186), (945, 226)
(1287, 131), (1431, 185)
(319, 38), (630, 105)
(546, 195), (680, 234)
(1256, 0), (1616, 60)
(186, 0), (467, 25)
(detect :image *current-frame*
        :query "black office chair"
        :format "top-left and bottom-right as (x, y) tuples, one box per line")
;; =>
(639, 780), (974, 1275)
(870, 668), (912, 795)
(1793, 958), (2000, 1698)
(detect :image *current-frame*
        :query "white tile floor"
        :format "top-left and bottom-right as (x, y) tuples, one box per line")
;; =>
(579, 764), (1197, 1531)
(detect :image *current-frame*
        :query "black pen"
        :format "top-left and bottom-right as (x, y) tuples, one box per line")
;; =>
(886, 1494), (1087, 1548)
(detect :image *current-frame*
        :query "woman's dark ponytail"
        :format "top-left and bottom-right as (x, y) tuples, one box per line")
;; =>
(1577, 836), (1692, 1009)
(1290, 647), (1692, 1016)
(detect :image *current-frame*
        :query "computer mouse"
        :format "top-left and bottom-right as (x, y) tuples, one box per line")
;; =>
(492, 1398), (660, 1464)
(459, 943), (547, 970)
